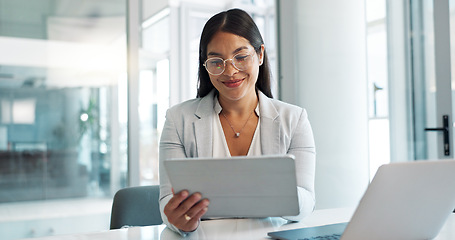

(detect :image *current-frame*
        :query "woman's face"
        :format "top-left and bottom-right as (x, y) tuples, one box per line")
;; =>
(205, 31), (264, 102)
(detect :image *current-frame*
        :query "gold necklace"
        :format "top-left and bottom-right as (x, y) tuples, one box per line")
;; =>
(221, 110), (255, 138)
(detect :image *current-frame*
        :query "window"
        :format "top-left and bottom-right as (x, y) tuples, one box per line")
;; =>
(139, 8), (171, 186)
(365, 0), (390, 179)
(0, 0), (127, 239)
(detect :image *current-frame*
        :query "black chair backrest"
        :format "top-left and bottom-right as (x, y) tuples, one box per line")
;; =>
(110, 185), (163, 229)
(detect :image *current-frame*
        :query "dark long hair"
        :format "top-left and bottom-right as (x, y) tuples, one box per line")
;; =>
(196, 8), (273, 98)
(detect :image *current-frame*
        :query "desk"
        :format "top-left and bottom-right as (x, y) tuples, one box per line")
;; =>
(22, 208), (455, 240)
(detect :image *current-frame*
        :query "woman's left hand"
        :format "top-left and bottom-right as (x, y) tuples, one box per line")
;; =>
(163, 190), (210, 232)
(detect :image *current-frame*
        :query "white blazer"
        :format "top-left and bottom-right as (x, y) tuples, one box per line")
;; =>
(159, 89), (316, 234)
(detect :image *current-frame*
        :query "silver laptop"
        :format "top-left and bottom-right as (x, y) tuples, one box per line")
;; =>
(164, 154), (299, 218)
(268, 160), (455, 240)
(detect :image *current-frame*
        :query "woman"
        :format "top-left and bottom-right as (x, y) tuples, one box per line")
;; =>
(159, 8), (316, 235)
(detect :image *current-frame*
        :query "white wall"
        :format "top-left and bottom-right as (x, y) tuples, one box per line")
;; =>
(278, 0), (370, 209)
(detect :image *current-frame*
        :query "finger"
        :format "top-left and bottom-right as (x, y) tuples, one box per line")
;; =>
(174, 198), (209, 232)
(180, 201), (208, 232)
(175, 192), (202, 216)
(166, 190), (189, 211)
(179, 216), (200, 232)
(191, 201), (209, 220)
(178, 207), (208, 232)
(184, 198), (210, 219)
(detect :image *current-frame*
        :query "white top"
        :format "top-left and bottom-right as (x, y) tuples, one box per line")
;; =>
(212, 96), (261, 157)
(212, 95), (307, 223)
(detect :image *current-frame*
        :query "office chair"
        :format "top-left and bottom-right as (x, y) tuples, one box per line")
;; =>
(110, 185), (163, 229)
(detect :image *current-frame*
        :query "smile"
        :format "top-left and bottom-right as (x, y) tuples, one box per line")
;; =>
(222, 78), (244, 88)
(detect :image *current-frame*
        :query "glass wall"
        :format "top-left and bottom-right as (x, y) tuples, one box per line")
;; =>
(364, 0), (455, 170)
(367, 0), (455, 163)
(0, 0), (127, 239)
(409, 0), (454, 160)
(138, 7), (171, 186)
(365, 0), (390, 179)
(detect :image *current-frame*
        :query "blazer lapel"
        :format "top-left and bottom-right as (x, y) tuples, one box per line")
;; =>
(194, 90), (215, 157)
(258, 91), (281, 155)
(192, 90), (281, 157)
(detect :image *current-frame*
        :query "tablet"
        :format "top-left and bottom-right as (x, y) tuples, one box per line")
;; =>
(163, 154), (299, 218)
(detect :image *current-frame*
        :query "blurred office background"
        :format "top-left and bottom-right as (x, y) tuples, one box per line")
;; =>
(0, 0), (453, 239)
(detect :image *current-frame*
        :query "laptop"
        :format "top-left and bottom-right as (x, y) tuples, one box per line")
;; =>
(164, 154), (299, 218)
(268, 160), (455, 240)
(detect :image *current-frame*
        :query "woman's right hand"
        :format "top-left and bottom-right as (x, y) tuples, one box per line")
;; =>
(163, 190), (210, 232)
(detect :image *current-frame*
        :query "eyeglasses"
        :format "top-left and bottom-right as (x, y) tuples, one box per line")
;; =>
(203, 52), (254, 75)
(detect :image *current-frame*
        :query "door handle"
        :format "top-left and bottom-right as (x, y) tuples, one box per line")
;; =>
(424, 115), (450, 156)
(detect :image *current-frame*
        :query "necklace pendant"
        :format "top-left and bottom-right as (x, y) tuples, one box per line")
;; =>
(235, 132), (240, 137)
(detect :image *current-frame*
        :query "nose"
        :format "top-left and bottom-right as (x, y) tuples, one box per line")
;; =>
(223, 59), (238, 76)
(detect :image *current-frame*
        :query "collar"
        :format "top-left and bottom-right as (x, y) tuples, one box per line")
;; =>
(213, 94), (260, 116)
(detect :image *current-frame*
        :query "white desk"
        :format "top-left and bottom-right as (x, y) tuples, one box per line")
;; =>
(22, 208), (455, 240)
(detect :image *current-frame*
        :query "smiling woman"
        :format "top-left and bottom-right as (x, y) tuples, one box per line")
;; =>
(197, 9), (272, 99)
(158, 8), (316, 236)
(206, 32), (262, 102)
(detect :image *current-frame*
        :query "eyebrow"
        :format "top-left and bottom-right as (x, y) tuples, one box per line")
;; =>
(207, 46), (249, 57)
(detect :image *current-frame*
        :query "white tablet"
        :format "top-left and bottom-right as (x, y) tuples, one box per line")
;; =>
(163, 154), (299, 218)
